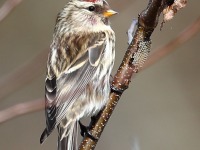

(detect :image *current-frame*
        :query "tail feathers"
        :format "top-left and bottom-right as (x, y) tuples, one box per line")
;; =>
(40, 128), (50, 144)
(57, 121), (79, 150)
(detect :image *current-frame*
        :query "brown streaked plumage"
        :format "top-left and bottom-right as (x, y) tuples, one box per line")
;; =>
(40, 0), (117, 150)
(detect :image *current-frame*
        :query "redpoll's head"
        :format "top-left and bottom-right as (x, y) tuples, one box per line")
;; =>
(56, 0), (117, 32)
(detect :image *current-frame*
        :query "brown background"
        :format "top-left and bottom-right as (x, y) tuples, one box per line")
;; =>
(0, 0), (200, 150)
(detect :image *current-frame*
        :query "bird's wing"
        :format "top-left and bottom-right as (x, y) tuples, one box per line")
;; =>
(43, 32), (107, 137)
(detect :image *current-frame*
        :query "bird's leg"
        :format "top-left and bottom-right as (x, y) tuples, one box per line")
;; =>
(90, 116), (98, 127)
(79, 119), (98, 141)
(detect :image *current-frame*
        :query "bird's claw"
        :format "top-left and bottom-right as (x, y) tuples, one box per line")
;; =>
(78, 121), (98, 141)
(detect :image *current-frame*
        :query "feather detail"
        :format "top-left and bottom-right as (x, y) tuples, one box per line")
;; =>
(40, 128), (49, 144)
(88, 38), (105, 66)
(57, 121), (78, 150)
(41, 31), (109, 138)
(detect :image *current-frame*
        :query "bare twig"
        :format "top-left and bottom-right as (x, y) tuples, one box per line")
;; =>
(0, 0), (23, 22)
(0, 99), (44, 123)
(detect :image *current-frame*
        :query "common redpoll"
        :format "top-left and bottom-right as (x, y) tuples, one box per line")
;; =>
(40, 0), (117, 150)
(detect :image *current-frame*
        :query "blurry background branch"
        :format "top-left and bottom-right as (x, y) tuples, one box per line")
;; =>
(0, 98), (44, 123)
(0, 0), (23, 22)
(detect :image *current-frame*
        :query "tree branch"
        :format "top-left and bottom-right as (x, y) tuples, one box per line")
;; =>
(0, 99), (44, 124)
(79, 0), (185, 150)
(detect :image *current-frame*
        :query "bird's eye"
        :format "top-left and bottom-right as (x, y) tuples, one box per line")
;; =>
(88, 6), (95, 11)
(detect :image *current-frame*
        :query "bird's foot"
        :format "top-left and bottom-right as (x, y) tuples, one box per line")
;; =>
(110, 84), (126, 95)
(78, 121), (98, 141)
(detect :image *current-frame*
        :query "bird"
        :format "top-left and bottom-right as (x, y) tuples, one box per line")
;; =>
(40, 0), (117, 150)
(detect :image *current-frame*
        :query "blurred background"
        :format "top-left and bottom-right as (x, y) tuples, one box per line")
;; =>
(0, 0), (199, 150)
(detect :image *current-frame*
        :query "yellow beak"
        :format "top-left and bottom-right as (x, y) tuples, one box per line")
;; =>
(103, 10), (118, 18)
